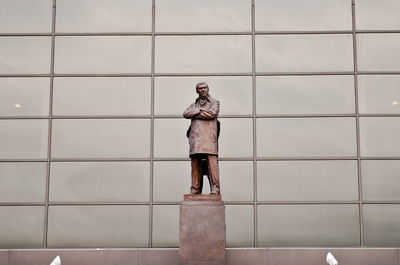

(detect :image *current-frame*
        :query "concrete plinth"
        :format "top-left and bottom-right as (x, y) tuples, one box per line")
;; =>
(179, 194), (226, 265)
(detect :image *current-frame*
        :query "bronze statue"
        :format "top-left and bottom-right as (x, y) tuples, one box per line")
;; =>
(184, 82), (220, 195)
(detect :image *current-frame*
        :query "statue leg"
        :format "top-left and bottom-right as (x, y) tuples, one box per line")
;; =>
(206, 155), (220, 195)
(190, 155), (202, 194)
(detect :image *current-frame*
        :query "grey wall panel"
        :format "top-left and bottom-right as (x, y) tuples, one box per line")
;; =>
(152, 205), (179, 247)
(0, 206), (44, 248)
(256, 0), (352, 31)
(363, 204), (400, 247)
(0, 37), (51, 74)
(357, 34), (400, 71)
(0, 78), (50, 117)
(51, 119), (150, 158)
(0, 0), (52, 33)
(258, 205), (360, 247)
(56, 0), (151, 33)
(156, 0), (251, 32)
(362, 160), (400, 201)
(0, 120), (48, 159)
(0, 163), (46, 203)
(47, 205), (149, 247)
(50, 162), (150, 202)
(356, 0), (400, 30)
(54, 36), (151, 74)
(257, 160), (358, 201)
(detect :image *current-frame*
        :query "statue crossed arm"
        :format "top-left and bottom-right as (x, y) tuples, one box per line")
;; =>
(183, 82), (220, 195)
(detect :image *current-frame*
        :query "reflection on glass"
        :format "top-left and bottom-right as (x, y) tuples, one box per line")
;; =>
(47, 205), (149, 247)
(0, 37), (51, 74)
(155, 36), (252, 73)
(256, 34), (353, 72)
(256, 0), (351, 31)
(0, 120), (48, 159)
(56, 0), (151, 32)
(155, 76), (252, 115)
(357, 34), (400, 71)
(0, 0), (52, 33)
(0, 78), (50, 116)
(358, 75), (400, 114)
(156, 0), (251, 32)
(256, 75), (354, 114)
(53, 77), (151, 116)
(54, 36), (151, 74)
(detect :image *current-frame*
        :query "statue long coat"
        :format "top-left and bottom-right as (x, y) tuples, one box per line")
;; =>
(183, 95), (220, 156)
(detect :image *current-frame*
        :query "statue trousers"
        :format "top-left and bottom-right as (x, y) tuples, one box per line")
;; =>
(191, 154), (220, 194)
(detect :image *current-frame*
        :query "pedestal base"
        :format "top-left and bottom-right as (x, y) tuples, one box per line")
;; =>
(179, 194), (226, 265)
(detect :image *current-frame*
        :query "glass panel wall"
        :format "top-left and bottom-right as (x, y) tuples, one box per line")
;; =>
(0, 0), (399, 248)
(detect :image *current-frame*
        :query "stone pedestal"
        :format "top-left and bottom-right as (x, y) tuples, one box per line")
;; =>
(179, 194), (226, 265)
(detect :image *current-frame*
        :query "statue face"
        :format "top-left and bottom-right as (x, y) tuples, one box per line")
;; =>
(196, 84), (209, 97)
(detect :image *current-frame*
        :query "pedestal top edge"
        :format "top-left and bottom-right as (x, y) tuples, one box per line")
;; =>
(184, 194), (222, 201)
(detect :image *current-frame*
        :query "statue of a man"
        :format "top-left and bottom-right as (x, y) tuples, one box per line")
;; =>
(183, 82), (220, 195)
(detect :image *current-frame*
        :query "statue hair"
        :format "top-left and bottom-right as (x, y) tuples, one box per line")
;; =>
(195, 82), (209, 89)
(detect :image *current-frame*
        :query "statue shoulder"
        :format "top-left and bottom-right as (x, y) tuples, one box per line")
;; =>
(209, 96), (219, 104)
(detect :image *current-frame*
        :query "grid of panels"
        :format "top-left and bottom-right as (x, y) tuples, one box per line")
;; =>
(1, 0), (400, 248)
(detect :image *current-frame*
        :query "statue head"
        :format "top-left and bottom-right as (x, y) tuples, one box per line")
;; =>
(196, 82), (209, 97)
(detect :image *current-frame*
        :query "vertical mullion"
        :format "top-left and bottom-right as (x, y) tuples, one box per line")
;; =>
(351, 0), (364, 247)
(251, 0), (258, 248)
(43, 0), (57, 248)
(149, 0), (156, 248)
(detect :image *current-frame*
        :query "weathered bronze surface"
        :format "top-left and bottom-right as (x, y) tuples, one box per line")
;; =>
(183, 82), (221, 195)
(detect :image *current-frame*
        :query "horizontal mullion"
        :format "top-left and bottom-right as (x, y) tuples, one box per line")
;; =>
(0, 114), (361, 119)
(4, 201), (387, 207)
(358, 71), (400, 75)
(5, 114), (400, 119)
(256, 30), (352, 35)
(256, 71), (354, 76)
(356, 30), (400, 34)
(1, 30), (400, 38)
(54, 73), (151, 77)
(256, 201), (359, 205)
(0, 202), (45, 206)
(256, 114), (355, 118)
(362, 201), (400, 204)
(49, 202), (150, 206)
(155, 73), (252, 76)
(256, 157), (358, 161)
(359, 114), (400, 117)
(0, 157), (375, 163)
(55, 32), (152, 36)
(155, 32), (252, 36)
(2, 72), (400, 78)
(360, 157), (400, 160)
